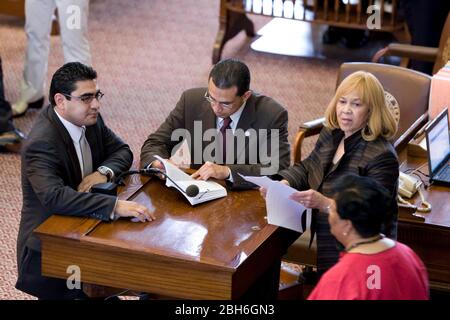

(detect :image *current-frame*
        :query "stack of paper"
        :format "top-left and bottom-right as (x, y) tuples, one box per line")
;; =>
(239, 174), (308, 233)
(155, 156), (227, 205)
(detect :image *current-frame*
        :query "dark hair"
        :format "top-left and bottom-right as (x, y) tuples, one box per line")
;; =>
(49, 62), (97, 106)
(208, 59), (250, 96)
(332, 174), (390, 238)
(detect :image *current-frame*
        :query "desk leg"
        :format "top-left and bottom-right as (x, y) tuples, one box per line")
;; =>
(240, 258), (281, 300)
(213, 9), (255, 64)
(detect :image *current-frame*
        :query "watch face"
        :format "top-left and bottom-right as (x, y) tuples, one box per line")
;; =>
(98, 167), (109, 177)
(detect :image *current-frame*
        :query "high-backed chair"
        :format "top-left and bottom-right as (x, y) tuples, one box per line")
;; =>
(372, 12), (450, 75)
(283, 62), (432, 277)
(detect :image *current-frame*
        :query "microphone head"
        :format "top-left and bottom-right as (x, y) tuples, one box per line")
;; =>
(185, 185), (200, 197)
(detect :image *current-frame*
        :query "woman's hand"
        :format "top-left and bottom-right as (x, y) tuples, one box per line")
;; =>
(289, 189), (333, 212)
(259, 179), (290, 199)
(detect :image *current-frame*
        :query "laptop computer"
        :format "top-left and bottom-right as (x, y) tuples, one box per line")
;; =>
(425, 107), (450, 187)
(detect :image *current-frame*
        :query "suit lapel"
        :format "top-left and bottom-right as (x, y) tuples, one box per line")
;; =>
(234, 95), (256, 161)
(198, 101), (216, 161)
(320, 130), (344, 181)
(47, 106), (83, 184)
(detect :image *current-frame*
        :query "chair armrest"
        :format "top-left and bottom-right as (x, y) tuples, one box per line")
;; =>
(373, 43), (438, 63)
(293, 117), (325, 164)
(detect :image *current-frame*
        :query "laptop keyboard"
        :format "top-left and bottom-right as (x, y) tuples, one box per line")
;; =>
(435, 165), (450, 180)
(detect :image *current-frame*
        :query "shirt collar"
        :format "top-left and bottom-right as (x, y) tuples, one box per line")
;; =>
(217, 100), (247, 127)
(54, 108), (85, 143)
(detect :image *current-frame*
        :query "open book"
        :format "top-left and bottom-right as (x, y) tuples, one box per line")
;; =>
(154, 155), (227, 205)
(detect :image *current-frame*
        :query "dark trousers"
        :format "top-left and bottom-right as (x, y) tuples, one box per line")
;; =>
(15, 247), (86, 300)
(401, 0), (450, 74)
(0, 57), (14, 133)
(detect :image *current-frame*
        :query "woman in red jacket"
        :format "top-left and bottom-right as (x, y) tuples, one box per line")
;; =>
(308, 174), (429, 300)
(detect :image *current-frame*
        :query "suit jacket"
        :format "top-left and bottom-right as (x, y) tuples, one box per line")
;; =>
(140, 88), (290, 188)
(16, 105), (132, 298)
(278, 127), (399, 274)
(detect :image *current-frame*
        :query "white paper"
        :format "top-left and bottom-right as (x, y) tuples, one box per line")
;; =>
(239, 174), (306, 232)
(154, 155), (193, 187)
(154, 155), (227, 205)
(237, 174), (275, 189)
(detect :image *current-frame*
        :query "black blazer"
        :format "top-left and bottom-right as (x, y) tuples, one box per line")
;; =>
(140, 88), (290, 189)
(16, 105), (132, 298)
(279, 127), (399, 274)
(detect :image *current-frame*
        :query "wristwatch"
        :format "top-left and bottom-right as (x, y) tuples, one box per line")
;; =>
(97, 166), (113, 182)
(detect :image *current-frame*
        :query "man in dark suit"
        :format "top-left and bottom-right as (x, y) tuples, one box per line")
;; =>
(140, 59), (290, 189)
(16, 62), (155, 300)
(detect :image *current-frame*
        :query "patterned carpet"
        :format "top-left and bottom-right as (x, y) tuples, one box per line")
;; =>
(0, 0), (385, 299)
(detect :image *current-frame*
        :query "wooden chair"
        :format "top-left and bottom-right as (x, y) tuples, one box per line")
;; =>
(372, 12), (450, 74)
(282, 62), (432, 280)
(213, 0), (407, 63)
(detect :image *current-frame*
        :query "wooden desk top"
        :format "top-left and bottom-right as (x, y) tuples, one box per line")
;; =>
(398, 150), (450, 229)
(35, 175), (298, 299)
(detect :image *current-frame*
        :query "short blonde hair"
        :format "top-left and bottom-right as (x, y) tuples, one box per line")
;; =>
(324, 71), (397, 141)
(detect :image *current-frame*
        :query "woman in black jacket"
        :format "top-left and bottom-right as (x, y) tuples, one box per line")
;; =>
(270, 71), (399, 275)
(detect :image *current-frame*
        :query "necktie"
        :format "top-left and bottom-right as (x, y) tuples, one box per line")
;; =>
(220, 117), (232, 164)
(79, 128), (93, 178)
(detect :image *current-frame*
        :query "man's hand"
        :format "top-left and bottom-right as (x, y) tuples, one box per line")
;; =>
(78, 171), (107, 192)
(191, 161), (230, 180)
(259, 179), (289, 199)
(115, 200), (156, 222)
(150, 159), (176, 180)
(151, 160), (165, 170)
(289, 189), (333, 212)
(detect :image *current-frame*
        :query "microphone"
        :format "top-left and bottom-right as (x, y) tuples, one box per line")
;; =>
(139, 168), (200, 197)
(113, 167), (199, 197)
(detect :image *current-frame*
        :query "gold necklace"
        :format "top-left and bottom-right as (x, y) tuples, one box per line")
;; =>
(345, 234), (384, 252)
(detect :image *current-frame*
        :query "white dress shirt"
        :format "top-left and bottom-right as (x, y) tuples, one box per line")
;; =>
(216, 101), (246, 182)
(55, 108), (117, 220)
(55, 109), (88, 178)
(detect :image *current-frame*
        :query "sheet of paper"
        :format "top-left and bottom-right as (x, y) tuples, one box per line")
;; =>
(154, 155), (193, 190)
(237, 173), (276, 189)
(419, 136), (427, 150)
(239, 174), (306, 233)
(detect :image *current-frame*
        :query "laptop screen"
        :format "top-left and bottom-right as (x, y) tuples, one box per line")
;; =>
(426, 109), (450, 174)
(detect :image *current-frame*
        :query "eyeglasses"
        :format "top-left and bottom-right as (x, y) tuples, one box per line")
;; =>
(204, 91), (236, 109)
(63, 90), (104, 105)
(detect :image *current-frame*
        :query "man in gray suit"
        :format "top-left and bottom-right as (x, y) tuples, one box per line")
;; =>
(140, 59), (290, 189)
(16, 62), (155, 299)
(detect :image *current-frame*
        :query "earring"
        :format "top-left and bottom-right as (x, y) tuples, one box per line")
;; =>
(343, 232), (348, 236)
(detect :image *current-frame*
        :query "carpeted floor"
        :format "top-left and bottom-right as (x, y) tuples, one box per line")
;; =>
(0, 0), (388, 299)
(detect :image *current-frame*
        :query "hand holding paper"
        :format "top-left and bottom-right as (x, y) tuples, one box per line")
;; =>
(239, 174), (307, 233)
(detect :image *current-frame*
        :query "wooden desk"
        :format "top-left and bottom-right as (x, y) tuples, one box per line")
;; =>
(35, 176), (299, 299)
(397, 149), (450, 292)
